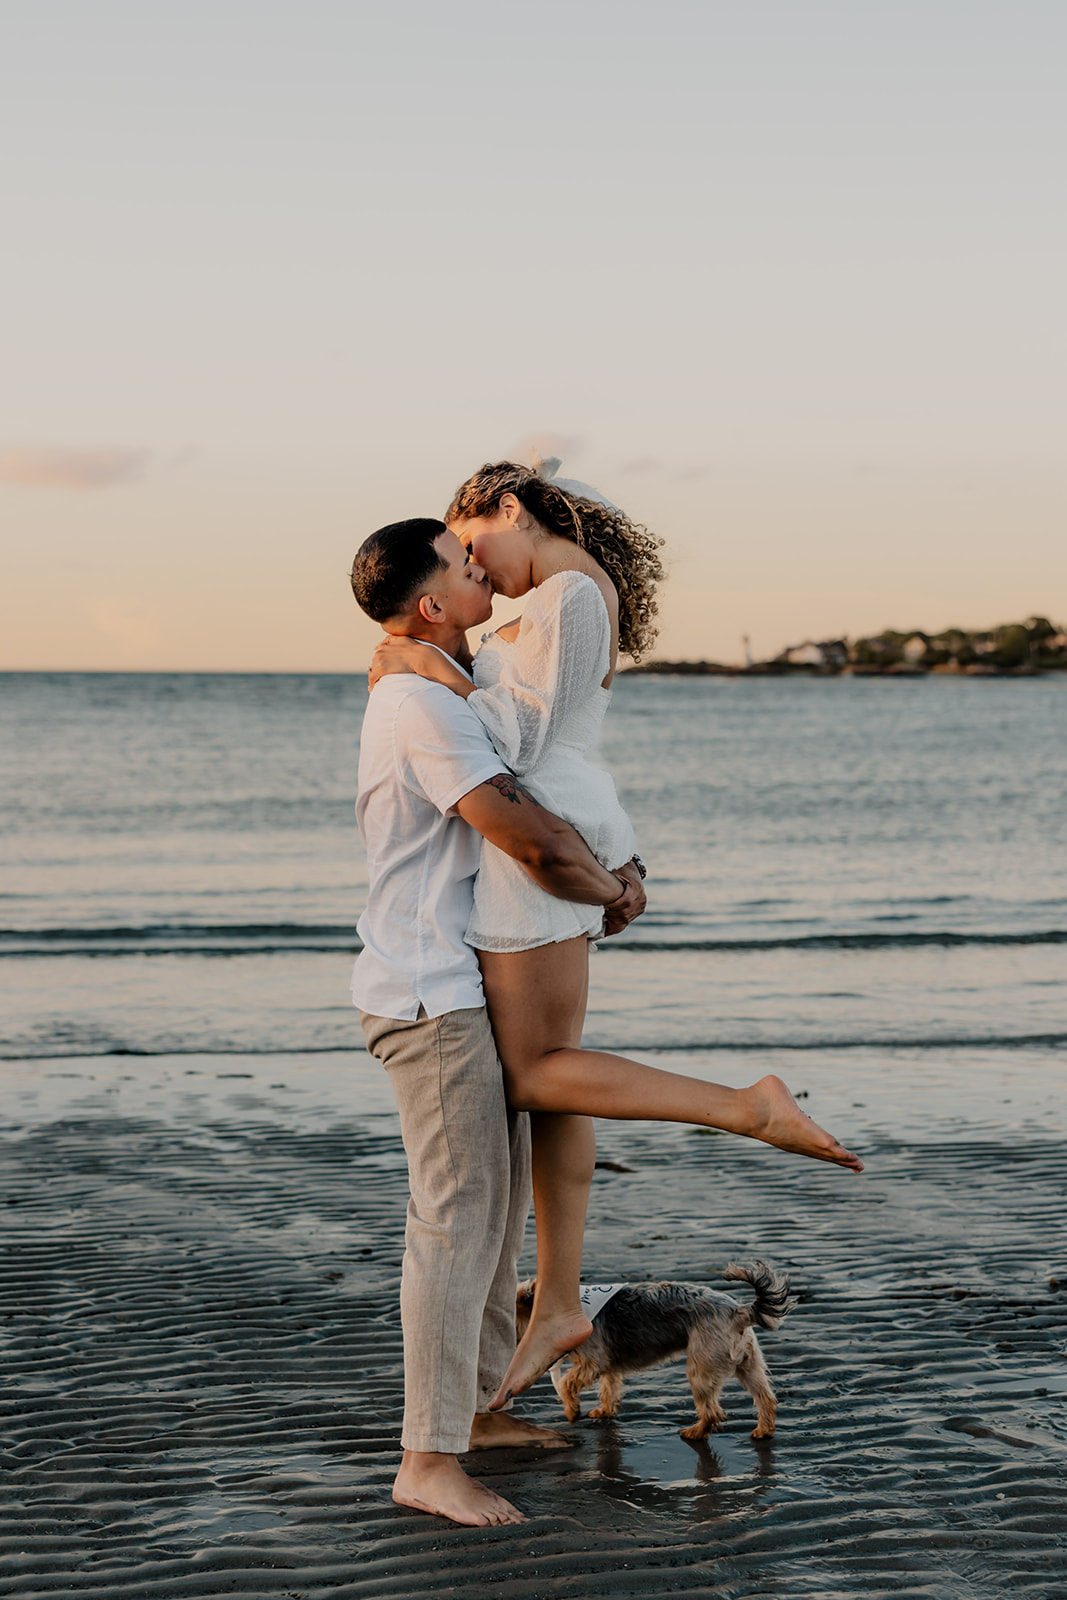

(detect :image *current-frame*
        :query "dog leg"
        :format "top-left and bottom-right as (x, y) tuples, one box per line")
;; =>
(589, 1372), (623, 1420)
(556, 1362), (587, 1423)
(681, 1352), (728, 1441)
(736, 1338), (778, 1438)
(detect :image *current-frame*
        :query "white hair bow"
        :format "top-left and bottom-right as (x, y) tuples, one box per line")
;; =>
(531, 451), (619, 513)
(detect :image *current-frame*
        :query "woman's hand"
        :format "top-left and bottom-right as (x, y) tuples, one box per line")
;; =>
(367, 635), (475, 697)
(368, 635), (433, 689)
(602, 859), (647, 937)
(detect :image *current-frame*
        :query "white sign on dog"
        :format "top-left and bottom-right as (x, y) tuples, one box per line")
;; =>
(579, 1283), (627, 1321)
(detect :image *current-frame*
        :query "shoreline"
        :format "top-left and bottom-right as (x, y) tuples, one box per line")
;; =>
(3, 1042), (1065, 1140)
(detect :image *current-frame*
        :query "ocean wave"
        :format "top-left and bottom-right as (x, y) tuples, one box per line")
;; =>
(0, 923), (359, 956)
(4, 1032), (1066, 1061)
(618, 930), (1067, 951)
(1, 924), (1065, 957)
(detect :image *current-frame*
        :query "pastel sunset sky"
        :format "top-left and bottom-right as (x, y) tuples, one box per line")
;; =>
(2, 0), (1064, 671)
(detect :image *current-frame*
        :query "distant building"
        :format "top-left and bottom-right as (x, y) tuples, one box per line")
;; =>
(783, 643), (823, 667)
(779, 639), (849, 669)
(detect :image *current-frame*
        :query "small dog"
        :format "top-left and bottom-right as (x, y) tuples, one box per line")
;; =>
(517, 1261), (795, 1441)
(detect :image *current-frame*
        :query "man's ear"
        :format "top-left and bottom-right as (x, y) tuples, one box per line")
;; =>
(416, 591), (444, 624)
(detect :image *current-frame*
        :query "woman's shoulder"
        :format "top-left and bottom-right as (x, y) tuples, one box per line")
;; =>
(528, 568), (613, 626)
(537, 568), (601, 600)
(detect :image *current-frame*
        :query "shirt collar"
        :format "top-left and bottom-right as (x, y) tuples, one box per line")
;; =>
(416, 640), (474, 683)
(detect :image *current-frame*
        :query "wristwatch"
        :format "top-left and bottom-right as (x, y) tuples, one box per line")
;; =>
(631, 854), (647, 880)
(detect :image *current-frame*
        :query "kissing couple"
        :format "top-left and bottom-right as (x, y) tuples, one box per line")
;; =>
(349, 457), (863, 1526)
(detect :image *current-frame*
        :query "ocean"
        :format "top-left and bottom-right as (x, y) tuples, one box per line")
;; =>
(3, 670), (1065, 1071)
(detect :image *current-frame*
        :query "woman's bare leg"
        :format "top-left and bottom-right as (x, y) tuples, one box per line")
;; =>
(482, 941), (863, 1163)
(482, 936), (863, 1407)
(523, 1110), (597, 1373)
(484, 942), (598, 1410)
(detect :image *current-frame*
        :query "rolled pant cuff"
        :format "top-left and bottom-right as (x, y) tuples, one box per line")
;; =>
(401, 1430), (472, 1455)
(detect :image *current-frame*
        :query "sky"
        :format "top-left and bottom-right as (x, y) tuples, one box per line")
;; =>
(1, 0), (1064, 671)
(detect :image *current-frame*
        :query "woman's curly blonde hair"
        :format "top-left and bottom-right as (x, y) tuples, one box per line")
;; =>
(445, 462), (665, 661)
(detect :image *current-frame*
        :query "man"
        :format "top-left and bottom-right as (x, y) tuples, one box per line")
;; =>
(349, 518), (644, 1526)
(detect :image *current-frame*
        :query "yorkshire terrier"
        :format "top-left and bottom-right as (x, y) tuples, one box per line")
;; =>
(516, 1261), (795, 1441)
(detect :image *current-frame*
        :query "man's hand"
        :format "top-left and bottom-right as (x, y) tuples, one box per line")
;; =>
(602, 859), (647, 937)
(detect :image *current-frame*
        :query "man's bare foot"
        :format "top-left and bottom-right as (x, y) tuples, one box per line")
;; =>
(392, 1450), (526, 1526)
(742, 1075), (863, 1171)
(468, 1412), (574, 1451)
(488, 1310), (593, 1411)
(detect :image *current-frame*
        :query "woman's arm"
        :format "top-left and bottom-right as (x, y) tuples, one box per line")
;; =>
(368, 635), (474, 697)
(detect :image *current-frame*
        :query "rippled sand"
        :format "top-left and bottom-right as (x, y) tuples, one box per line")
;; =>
(2, 1051), (1066, 1598)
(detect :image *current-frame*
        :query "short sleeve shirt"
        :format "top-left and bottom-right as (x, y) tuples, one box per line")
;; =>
(351, 673), (506, 1020)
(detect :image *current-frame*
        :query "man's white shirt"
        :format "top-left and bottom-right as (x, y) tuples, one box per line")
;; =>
(351, 670), (506, 1021)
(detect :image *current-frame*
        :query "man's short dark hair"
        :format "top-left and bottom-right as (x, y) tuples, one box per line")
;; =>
(350, 518), (448, 623)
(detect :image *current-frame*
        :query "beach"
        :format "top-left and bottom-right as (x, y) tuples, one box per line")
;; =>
(2, 671), (1066, 1595)
(3, 1046), (1067, 1598)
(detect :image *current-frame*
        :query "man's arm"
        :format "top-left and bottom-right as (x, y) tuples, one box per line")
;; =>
(455, 773), (645, 928)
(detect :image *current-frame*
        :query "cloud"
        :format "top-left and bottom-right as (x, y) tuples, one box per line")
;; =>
(0, 446), (150, 489)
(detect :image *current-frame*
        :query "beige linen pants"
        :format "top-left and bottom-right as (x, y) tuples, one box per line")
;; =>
(361, 1005), (532, 1454)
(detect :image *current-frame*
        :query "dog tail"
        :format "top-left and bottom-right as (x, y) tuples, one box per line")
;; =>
(722, 1260), (797, 1330)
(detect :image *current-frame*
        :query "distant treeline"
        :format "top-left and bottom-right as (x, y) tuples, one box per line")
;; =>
(628, 617), (1067, 677)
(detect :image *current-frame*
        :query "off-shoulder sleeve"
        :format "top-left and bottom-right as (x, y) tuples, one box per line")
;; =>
(467, 571), (611, 774)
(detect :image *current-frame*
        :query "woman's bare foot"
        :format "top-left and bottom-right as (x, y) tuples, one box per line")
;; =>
(488, 1309), (593, 1411)
(468, 1412), (573, 1450)
(392, 1450), (526, 1526)
(741, 1075), (863, 1171)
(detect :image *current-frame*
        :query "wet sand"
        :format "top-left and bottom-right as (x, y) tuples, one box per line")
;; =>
(3, 1049), (1067, 1598)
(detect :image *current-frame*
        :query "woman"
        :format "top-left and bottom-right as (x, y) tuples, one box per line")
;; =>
(371, 459), (862, 1409)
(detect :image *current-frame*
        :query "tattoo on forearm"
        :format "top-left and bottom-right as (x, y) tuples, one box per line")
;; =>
(488, 772), (534, 806)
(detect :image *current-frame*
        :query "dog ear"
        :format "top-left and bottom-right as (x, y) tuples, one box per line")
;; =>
(516, 1279), (536, 1308)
